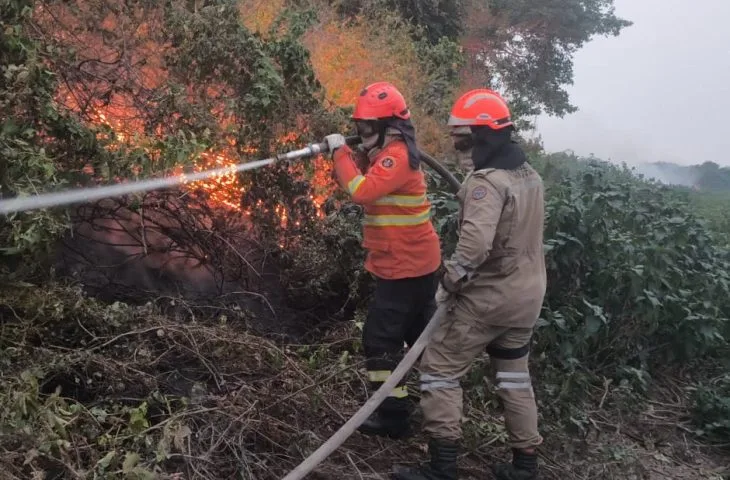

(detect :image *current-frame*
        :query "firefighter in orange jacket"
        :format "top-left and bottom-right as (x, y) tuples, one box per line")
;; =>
(325, 82), (442, 438)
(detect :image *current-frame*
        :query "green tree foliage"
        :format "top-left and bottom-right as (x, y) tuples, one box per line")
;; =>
(163, 2), (331, 145)
(0, 0), (100, 271)
(630, 160), (730, 235)
(1, 0), (347, 280)
(461, 0), (631, 120)
(334, 0), (465, 42)
(333, 0), (631, 124)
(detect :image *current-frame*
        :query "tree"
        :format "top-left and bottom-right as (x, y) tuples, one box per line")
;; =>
(333, 0), (465, 42)
(461, 0), (632, 121)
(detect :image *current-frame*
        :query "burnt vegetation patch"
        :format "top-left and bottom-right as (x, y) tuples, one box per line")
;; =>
(53, 187), (368, 341)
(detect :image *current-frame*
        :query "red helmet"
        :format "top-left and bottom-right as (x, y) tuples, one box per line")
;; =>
(352, 82), (410, 120)
(448, 89), (513, 130)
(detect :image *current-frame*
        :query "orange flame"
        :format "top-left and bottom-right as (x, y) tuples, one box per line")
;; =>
(36, 1), (339, 237)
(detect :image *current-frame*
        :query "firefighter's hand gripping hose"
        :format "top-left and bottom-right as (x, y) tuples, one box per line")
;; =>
(281, 303), (449, 480)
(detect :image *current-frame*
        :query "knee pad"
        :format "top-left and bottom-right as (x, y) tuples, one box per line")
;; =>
(486, 342), (530, 360)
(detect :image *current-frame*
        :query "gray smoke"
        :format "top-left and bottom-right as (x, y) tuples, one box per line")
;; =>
(625, 161), (700, 187)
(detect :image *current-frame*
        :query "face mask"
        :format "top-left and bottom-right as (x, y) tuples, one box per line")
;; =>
(451, 128), (475, 171)
(356, 120), (381, 151)
(456, 150), (474, 171)
(452, 135), (474, 152)
(471, 126), (514, 170)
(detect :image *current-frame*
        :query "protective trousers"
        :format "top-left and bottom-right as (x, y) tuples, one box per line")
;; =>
(364, 272), (438, 415)
(418, 307), (542, 449)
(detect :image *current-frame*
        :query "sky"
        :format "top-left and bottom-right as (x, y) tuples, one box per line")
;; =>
(534, 0), (730, 167)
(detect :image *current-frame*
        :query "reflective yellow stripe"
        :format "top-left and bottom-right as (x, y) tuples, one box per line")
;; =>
(390, 386), (408, 399)
(368, 370), (392, 382)
(347, 175), (366, 195)
(363, 208), (431, 227)
(368, 371), (408, 398)
(373, 194), (427, 207)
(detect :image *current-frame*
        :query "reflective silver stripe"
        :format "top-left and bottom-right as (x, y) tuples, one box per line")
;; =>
(464, 92), (500, 108)
(420, 373), (460, 392)
(496, 382), (532, 390)
(421, 380), (460, 392)
(496, 372), (531, 380)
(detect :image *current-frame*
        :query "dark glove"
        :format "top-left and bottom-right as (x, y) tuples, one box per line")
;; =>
(440, 273), (460, 293)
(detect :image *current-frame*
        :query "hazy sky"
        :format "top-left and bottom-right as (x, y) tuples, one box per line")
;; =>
(534, 0), (730, 166)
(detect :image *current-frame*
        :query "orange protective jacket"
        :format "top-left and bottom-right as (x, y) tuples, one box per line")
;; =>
(333, 139), (441, 280)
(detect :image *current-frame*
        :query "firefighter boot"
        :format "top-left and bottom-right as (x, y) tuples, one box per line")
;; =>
(358, 397), (412, 439)
(391, 438), (459, 480)
(490, 449), (539, 480)
(357, 409), (411, 439)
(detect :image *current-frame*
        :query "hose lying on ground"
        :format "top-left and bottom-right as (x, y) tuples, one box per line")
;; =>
(281, 303), (448, 480)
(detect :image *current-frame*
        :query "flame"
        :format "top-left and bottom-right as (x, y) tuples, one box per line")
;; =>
(190, 150), (246, 211)
(36, 1), (337, 234)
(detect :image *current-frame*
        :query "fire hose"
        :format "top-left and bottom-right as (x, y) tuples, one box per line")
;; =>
(281, 303), (448, 480)
(0, 136), (460, 215)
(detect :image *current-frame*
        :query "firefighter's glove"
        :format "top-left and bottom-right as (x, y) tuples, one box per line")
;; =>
(435, 282), (452, 304)
(440, 260), (468, 294)
(440, 273), (460, 294)
(325, 134), (346, 154)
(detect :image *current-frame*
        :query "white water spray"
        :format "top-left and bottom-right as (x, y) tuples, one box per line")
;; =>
(0, 142), (331, 215)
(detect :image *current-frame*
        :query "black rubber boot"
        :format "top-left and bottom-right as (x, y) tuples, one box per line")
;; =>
(358, 396), (413, 439)
(391, 438), (459, 480)
(490, 449), (539, 480)
(357, 410), (412, 439)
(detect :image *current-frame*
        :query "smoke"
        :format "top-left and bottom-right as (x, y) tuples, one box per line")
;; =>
(623, 161), (700, 187)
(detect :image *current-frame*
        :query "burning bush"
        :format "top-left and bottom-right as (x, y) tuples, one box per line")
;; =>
(2, 0), (369, 322)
